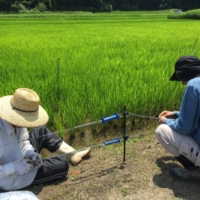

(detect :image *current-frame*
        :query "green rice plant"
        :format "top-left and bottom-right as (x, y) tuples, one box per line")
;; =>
(0, 11), (199, 136)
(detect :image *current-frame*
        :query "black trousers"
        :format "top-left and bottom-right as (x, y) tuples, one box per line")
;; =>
(28, 127), (69, 185)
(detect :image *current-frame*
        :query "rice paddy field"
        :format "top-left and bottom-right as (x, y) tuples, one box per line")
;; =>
(0, 10), (200, 133)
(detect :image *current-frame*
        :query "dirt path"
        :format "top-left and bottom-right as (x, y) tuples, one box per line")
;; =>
(25, 133), (200, 200)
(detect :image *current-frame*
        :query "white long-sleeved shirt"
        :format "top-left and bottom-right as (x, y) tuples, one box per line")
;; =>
(0, 118), (37, 191)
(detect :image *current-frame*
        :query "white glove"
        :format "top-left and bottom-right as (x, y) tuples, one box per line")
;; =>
(24, 150), (43, 169)
(13, 159), (33, 175)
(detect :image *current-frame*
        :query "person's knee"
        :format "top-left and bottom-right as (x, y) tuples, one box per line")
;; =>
(37, 126), (48, 133)
(31, 126), (47, 135)
(155, 124), (170, 142)
(155, 124), (166, 137)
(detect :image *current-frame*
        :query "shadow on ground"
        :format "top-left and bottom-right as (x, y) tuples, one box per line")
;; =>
(2, 132), (200, 200)
(153, 156), (200, 200)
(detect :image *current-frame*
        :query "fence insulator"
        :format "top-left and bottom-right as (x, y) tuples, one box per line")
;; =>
(101, 113), (119, 124)
(103, 138), (121, 146)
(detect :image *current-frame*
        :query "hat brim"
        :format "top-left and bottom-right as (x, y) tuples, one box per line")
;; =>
(0, 96), (49, 128)
(170, 72), (180, 81)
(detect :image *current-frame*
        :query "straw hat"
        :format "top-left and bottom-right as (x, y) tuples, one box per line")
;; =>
(0, 88), (49, 127)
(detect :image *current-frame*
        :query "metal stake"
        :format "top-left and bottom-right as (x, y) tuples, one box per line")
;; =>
(123, 105), (128, 163)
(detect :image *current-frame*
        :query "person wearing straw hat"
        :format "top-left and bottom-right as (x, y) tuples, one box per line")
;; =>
(156, 55), (200, 181)
(0, 88), (91, 191)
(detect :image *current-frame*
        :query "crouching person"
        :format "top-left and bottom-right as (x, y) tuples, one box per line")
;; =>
(0, 88), (91, 191)
(156, 55), (200, 181)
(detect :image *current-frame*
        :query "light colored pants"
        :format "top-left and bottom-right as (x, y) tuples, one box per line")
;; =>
(156, 124), (200, 166)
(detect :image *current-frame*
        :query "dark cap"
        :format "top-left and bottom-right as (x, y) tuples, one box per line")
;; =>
(170, 55), (200, 82)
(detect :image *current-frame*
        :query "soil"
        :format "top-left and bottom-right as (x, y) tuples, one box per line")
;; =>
(1, 120), (200, 200)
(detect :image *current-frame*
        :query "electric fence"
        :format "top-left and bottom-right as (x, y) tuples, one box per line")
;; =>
(0, 106), (159, 164)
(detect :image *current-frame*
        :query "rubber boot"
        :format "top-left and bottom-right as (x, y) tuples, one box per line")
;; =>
(170, 155), (200, 181)
(170, 167), (200, 181)
(175, 154), (199, 170)
(57, 141), (91, 165)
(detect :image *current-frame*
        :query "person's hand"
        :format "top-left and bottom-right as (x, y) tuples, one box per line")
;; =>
(13, 159), (33, 175)
(158, 116), (166, 124)
(25, 150), (43, 169)
(159, 111), (175, 119)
